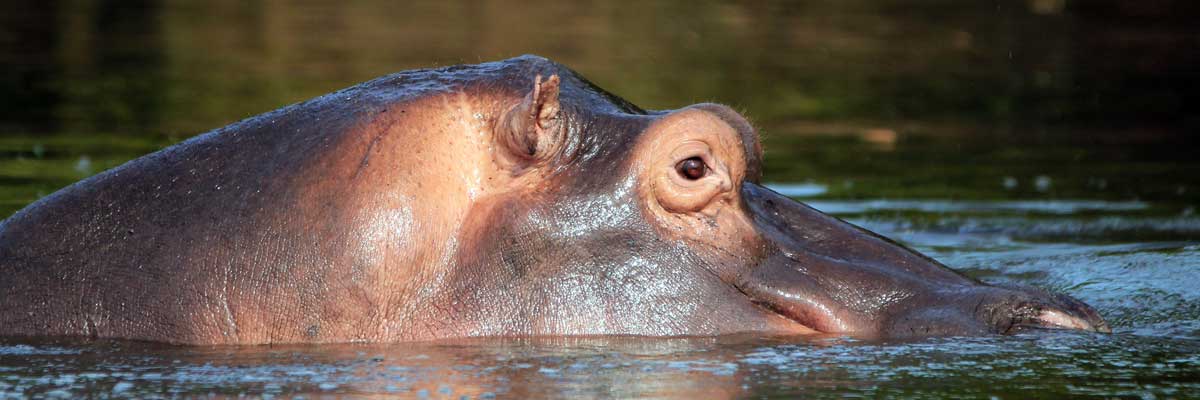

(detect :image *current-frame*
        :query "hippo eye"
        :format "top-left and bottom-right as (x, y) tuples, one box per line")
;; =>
(675, 157), (708, 180)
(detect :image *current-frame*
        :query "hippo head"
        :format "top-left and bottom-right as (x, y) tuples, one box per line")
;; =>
(437, 57), (1108, 339)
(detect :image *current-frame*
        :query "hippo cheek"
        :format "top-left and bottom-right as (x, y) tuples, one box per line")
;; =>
(731, 182), (1110, 338)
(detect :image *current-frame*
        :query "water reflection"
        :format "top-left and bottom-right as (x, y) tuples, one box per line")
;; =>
(2, 331), (1197, 398)
(0, 336), (790, 398)
(2, 1), (1197, 139)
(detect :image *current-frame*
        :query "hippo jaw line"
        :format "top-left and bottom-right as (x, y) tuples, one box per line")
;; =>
(736, 278), (855, 334)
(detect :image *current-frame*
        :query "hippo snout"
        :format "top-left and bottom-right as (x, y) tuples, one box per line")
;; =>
(878, 285), (1110, 338)
(740, 182), (1109, 338)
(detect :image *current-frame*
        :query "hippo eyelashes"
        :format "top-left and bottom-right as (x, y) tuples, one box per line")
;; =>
(676, 157), (708, 180)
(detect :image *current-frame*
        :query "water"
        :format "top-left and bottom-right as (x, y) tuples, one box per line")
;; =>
(2, 0), (1199, 398)
(2, 332), (1198, 398)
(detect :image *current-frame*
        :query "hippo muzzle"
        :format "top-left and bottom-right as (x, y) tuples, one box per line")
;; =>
(735, 182), (1109, 338)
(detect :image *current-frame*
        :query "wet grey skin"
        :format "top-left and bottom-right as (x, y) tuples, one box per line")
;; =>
(737, 184), (1110, 337)
(0, 55), (1107, 344)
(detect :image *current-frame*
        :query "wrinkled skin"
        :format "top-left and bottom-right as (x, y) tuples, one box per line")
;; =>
(0, 55), (1107, 344)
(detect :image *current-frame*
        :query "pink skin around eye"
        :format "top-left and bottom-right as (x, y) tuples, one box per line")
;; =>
(655, 141), (731, 214)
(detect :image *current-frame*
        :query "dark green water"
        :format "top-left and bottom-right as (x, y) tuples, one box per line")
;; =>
(1, 0), (1198, 398)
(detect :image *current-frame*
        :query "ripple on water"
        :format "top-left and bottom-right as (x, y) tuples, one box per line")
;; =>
(805, 199), (1151, 215)
(0, 345), (81, 356)
(0, 333), (1196, 398)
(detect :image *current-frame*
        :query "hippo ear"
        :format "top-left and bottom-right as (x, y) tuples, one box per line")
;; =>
(498, 74), (563, 161)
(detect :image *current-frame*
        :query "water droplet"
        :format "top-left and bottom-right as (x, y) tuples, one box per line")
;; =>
(112, 381), (134, 393)
(1034, 175), (1052, 192)
(74, 156), (93, 175)
(1002, 176), (1018, 190)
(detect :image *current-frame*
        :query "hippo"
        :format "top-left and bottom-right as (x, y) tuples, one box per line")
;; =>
(0, 55), (1107, 344)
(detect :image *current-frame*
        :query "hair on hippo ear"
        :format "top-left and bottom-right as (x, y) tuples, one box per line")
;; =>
(498, 74), (564, 162)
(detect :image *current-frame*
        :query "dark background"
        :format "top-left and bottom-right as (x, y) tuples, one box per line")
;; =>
(0, 0), (1197, 211)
